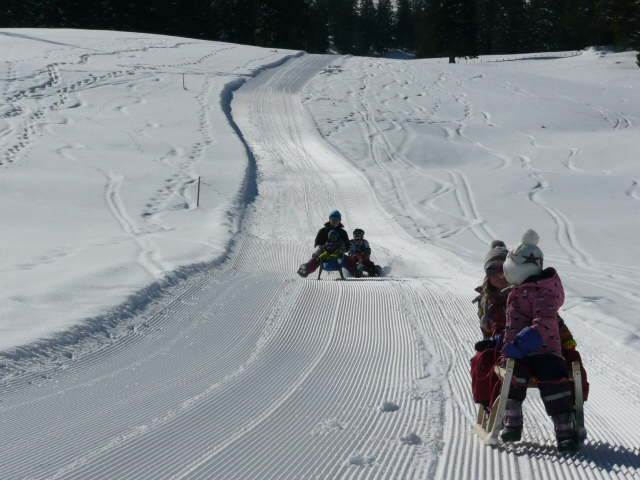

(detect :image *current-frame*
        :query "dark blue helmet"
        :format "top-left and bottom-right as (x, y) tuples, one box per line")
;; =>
(329, 210), (341, 221)
(328, 230), (340, 241)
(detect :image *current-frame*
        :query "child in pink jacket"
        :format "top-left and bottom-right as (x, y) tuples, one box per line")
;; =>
(500, 229), (579, 454)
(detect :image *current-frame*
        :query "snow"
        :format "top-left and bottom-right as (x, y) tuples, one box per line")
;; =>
(1, 29), (640, 478)
(0, 29), (298, 350)
(304, 49), (640, 364)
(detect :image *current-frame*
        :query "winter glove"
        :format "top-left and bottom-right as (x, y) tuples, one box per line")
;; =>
(502, 327), (543, 359)
(474, 339), (495, 352)
(318, 252), (340, 263)
(474, 334), (504, 352)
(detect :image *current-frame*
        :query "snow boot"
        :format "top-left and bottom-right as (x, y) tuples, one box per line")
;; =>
(375, 265), (383, 276)
(557, 438), (580, 454)
(354, 263), (365, 278)
(500, 400), (523, 443)
(553, 413), (580, 454)
(297, 264), (308, 278)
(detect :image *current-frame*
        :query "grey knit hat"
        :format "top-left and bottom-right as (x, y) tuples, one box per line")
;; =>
(484, 240), (509, 272)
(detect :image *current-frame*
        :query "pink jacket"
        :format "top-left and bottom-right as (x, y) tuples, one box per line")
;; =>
(504, 268), (565, 357)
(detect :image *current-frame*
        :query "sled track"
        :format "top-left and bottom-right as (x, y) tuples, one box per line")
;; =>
(1, 54), (639, 479)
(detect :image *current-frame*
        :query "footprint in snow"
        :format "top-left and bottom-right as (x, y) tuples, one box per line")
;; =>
(349, 454), (376, 467)
(310, 418), (344, 436)
(380, 401), (400, 412)
(400, 433), (422, 445)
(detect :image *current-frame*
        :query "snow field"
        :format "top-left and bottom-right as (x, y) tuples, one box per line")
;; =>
(0, 30), (639, 478)
(0, 29), (297, 350)
(303, 48), (640, 365)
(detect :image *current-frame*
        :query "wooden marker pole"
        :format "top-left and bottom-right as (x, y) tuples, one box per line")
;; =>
(197, 176), (201, 208)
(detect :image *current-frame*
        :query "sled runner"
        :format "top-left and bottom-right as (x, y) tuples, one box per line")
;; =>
(474, 358), (586, 447)
(317, 256), (345, 280)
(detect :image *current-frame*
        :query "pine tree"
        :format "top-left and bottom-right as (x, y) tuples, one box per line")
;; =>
(395, 0), (416, 51)
(475, 0), (496, 55)
(331, 0), (358, 53)
(413, 0), (430, 55)
(562, 0), (592, 49)
(586, 0), (615, 46)
(303, 0), (330, 53)
(417, 0), (478, 62)
(254, 0), (309, 49)
(491, 0), (526, 53)
(0, 0), (21, 27)
(356, 0), (377, 55)
(526, 0), (566, 52)
(608, 0), (640, 49)
(375, 0), (395, 55)
(625, 0), (640, 67)
(211, 0), (257, 45)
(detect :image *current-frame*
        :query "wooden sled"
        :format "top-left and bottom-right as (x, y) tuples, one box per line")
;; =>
(474, 358), (586, 446)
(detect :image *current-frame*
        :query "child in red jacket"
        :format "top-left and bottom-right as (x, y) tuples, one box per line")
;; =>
(470, 241), (510, 408)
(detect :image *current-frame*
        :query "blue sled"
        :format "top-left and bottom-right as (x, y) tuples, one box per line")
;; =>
(318, 258), (345, 280)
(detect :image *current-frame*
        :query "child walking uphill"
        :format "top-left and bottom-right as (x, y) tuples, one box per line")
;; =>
(500, 229), (580, 454)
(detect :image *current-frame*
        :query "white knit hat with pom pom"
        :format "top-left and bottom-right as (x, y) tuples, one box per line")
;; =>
(503, 229), (544, 286)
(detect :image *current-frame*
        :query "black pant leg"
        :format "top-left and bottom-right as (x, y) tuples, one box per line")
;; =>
(530, 354), (574, 417)
(507, 357), (533, 402)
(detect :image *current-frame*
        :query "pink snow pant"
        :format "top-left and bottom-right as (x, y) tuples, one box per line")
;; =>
(304, 256), (358, 275)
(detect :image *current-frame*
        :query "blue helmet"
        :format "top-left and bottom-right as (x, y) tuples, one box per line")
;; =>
(329, 210), (341, 220)
(328, 230), (340, 241)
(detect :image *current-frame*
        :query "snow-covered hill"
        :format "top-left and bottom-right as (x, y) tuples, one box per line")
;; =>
(0, 29), (297, 350)
(1, 30), (639, 479)
(304, 48), (640, 363)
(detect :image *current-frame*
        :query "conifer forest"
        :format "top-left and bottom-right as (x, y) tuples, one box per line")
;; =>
(1, 0), (639, 63)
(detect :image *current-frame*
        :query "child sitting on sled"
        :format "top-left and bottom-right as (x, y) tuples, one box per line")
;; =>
(348, 229), (382, 277)
(315, 229), (347, 265)
(500, 229), (580, 452)
(471, 234), (589, 453)
(297, 210), (358, 278)
(469, 241), (511, 411)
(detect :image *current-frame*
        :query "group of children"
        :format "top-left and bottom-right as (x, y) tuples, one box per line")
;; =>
(297, 210), (382, 279)
(297, 211), (587, 453)
(471, 230), (589, 454)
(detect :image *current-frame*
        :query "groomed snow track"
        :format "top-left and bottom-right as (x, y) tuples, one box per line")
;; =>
(1, 54), (639, 479)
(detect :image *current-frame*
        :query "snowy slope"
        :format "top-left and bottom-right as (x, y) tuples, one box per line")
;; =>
(304, 49), (640, 365)
(0, 29), (297, 350)
(1, 30), (640, 479)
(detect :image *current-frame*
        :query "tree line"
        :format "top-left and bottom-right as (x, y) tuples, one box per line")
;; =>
(1, 0), (638, 64)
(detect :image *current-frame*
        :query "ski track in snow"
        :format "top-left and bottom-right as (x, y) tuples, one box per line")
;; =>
(305, 55), (640, 351)
(0, 31), (310, 350)
(0, 53), (639, 479)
